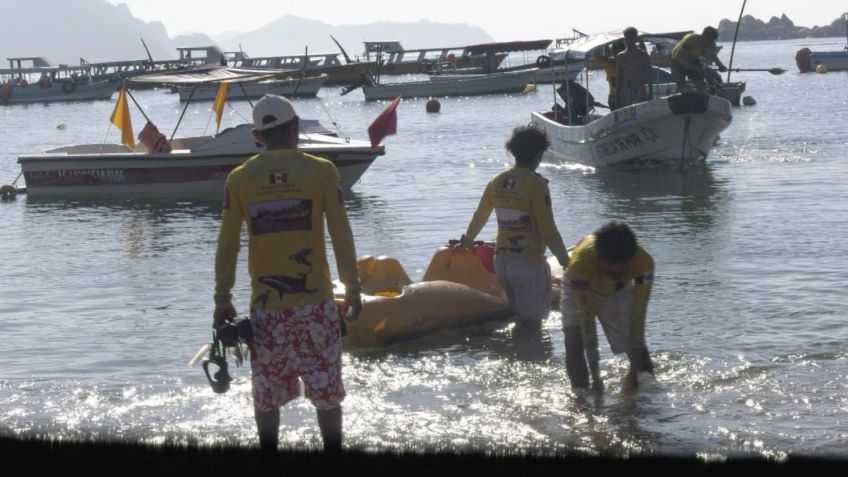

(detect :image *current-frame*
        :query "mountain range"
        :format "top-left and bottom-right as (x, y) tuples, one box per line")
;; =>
(0, 0), (494, 66)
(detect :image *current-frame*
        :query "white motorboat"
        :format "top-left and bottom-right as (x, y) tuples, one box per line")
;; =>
(177, 75), (327, 101)
(796, 14), (848, 72)
(17, 121), (383, 197)
(531, 92), (732, 167)
(15, 68), (385, 197)
(0, 57), (116, 105)
(361, 67), (539, 101)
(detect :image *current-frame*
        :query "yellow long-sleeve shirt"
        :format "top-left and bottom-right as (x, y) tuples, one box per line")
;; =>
(214, 148), (359, 311)
(672, 33), (720, 67)
(566, 234), (654, 361)
(463, 166), (569, 264)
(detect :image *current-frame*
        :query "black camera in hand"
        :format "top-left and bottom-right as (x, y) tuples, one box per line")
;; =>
(215, 317), (253, 347)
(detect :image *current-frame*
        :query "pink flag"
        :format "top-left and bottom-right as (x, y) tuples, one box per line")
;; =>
(367, 95), (401, 152)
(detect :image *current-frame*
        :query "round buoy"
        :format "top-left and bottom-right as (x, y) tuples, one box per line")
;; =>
(742, 95), (756, 106)
(815, 64), (828, 74)
(425, 99), (441, 113)
(0, 184), (17, 201)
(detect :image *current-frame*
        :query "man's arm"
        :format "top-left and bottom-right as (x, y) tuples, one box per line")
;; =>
(323, 166), (362, 319)
(531, 179), (568, 267)
(213, 182), (243, 327)
(461, 181), (494, 247)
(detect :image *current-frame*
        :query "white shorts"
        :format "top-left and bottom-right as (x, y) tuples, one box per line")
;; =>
(494, 254), (551, 322)
(560, 282), (633, 355)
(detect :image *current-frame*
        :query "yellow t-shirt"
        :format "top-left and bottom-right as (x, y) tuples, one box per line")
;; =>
(463, 166), (568, 264)
(566, 234), (654, 357)
(214, 148), (359, 311)
(672, 33), (718, 65)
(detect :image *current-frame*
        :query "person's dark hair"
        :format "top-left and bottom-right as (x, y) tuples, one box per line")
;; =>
(506, 124), (549, 165)
(702, 26), (719, 40)
(594, 221), (638, 264)
(623, 26), (639, 38)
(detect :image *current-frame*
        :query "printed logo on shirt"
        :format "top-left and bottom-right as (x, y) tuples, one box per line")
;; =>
(495, 207), (532, 232)
(248, 199), (312, 235)
(501, 176), (518, 191)
(269, 170), (288, 184)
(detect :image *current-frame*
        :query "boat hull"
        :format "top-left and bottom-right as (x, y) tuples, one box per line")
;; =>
(18, 124), (381, 197)
(362, 68), (538, 101)
(2, 79), (116, 104)
(809, 51), (848, 71)
(531, 93), (732, 167)
(653, 81), (746, 106)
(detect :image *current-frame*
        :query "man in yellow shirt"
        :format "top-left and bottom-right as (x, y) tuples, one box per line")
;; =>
(213, 94), (362, 452)
(671, 26), (728, 94)
(461, 125), (570, 334)
(560, 221), (655, 392)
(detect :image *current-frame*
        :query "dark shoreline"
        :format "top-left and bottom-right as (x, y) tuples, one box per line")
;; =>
(2, 436), (844, 475)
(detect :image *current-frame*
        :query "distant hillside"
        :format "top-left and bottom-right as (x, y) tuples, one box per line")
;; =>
(0, 0), (215, 64)
(212, 16), (495, 58)
(0, 0), (494, 67)
(718, 13), (848, 41)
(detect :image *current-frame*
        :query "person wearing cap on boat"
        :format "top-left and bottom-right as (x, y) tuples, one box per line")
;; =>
(213, 94), (362, 452)
(614, 26), (653, 108)
(459, 124), (570, 336)
(671, 26), (728, 94)
(560, 221), (655, 392)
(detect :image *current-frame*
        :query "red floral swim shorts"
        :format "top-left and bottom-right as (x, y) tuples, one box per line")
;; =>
(249, 300), (345, 411)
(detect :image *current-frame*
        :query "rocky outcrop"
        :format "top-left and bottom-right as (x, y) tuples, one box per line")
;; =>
(718, 13), (848, 41)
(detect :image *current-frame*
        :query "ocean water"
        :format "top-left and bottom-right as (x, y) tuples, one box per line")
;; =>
(0, 38), (846, 458)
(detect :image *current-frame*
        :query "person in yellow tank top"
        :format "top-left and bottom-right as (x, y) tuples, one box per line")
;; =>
(560, 221), (655, 392)
(213, 94), (362, 452)
(460, 124), (570, 340)
(671, 26), (727, 94)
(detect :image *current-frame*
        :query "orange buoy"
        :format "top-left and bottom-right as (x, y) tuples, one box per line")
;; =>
(425, 99), (441, 113)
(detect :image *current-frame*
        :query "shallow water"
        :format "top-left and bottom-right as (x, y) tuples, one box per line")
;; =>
(0, 38), (846, 457)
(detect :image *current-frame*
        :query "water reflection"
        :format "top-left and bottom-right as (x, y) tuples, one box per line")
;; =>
(586, 164), (729, 231)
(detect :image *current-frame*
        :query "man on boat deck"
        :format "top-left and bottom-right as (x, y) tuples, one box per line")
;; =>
(671, 26), (728, 94)
(460, 124), (570, 332)
(213, 94), (362, 452)
(561, 221), (655, 392)
(614, 27), (653, 108)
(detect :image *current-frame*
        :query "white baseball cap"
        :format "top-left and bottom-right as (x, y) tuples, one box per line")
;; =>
(252, 94), (297, 130)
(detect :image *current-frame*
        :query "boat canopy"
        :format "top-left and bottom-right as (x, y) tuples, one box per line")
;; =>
(127, 67), (296, 86)
(551, 31), (692, 61)
(462, 39), (553, 55)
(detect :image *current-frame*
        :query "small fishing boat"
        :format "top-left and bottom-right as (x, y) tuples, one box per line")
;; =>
(14, 69), (384, 197)
(360, 67), (539, 101)
(532, 87), (732, 167)
(0, 57), (116, 105)
(796, 14), (848, 72)
(362, 41), (506, 76)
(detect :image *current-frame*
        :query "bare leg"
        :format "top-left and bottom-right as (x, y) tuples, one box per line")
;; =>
(316, 406), (342, 452)
(255, 408), (280, 452)
(564, 327), (590, 389)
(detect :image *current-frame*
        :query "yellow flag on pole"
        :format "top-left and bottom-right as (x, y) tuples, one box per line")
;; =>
(212, 82), (228, 127)
(110, 86), (135, 150)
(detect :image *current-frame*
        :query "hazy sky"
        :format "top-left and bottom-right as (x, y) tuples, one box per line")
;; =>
(107, 0), (845, 40)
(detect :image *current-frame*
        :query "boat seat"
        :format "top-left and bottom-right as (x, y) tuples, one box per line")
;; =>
(357, 255), (413, 295)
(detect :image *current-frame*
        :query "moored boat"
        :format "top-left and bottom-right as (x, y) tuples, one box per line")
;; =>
(0, 57), (116, 105)
(361, 67), (539, 101)
(177, 74), (327, 101)
(532, 92), (732, 167)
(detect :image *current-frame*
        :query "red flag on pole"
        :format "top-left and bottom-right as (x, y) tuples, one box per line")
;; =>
(367, 95), (401, 152)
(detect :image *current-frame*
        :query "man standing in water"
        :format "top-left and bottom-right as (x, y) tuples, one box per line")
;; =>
(671, 26), (728, 94)
(213, 94), (362, 452)
(615, 26), (653, 108)
(460, 124), (570, 338)
(560, 221), (655, 391)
